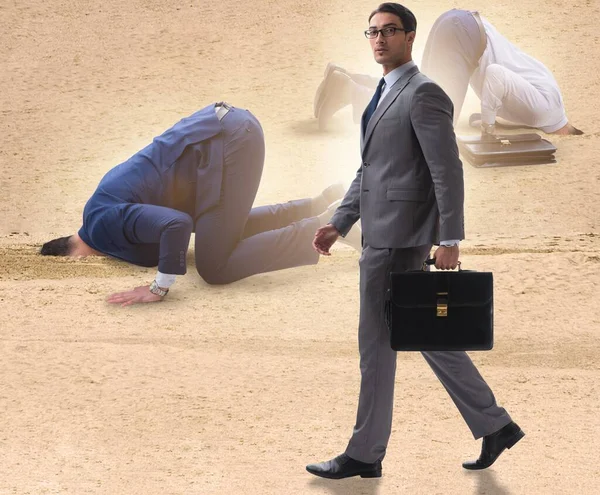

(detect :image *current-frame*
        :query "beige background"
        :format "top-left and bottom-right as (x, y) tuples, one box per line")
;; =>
(1, 0), (599, 494)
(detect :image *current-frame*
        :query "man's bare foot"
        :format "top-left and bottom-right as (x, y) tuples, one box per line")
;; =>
(550, 123), (584, 135)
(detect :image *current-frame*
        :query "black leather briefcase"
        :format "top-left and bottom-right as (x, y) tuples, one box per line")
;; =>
(385, 260), (493, 351)
(457, 133), (557, 168)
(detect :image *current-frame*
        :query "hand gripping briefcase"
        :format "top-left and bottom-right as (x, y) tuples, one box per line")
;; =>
(384, 260), (494, 351)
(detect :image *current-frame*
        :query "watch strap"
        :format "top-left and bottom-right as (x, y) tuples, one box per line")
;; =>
(149, 280), (169, 297)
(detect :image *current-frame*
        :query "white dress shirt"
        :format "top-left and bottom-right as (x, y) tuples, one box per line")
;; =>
(377, 60), (417, 106)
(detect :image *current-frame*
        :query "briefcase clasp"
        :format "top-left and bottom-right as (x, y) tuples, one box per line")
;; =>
(437, 292), (448, 317)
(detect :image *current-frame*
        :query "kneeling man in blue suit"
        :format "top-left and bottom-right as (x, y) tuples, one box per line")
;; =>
(41, 102), (359, 305)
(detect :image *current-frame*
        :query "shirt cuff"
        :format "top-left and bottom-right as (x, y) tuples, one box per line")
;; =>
(440, 240), (460, 247)
(155, 271), (177, 289)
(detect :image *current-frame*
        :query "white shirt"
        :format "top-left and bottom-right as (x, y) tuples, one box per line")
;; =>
(377, 60), (417, 105)
(470, 17), (568, 132)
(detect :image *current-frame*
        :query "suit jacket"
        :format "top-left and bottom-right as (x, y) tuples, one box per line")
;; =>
(330, 64), (465, 248)
(78, 104), (225, 274)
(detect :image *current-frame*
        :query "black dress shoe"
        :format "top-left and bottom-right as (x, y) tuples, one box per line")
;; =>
(306, 453), (382, 479)
(463, 421), (525, 470)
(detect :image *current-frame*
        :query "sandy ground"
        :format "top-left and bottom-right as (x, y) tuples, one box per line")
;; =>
(1, 0), (599, 494)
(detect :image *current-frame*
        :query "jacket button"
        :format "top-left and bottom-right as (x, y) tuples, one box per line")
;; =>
(363, 162), (370, 167)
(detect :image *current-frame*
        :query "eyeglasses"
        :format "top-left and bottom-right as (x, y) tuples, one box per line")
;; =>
(364, 27), (408, 39)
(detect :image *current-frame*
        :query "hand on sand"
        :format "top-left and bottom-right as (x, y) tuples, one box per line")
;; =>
(107, 285), (164, 307)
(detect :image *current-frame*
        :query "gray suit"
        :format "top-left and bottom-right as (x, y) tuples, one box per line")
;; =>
(330, 64), (512, 463)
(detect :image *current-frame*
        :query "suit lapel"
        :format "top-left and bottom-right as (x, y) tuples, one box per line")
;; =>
(361, 65), (420, 152)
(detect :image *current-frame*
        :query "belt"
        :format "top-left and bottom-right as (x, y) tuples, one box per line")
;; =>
(470, 11), (487, 61)
(215, 101), (232, 121)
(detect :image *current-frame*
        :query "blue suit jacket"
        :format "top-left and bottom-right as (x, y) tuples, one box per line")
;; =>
(78, 104), (224, 274)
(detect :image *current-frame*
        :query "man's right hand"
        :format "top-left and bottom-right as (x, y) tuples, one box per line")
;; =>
(106, 285), (164, 307)
(313, 224), (340, 256)
(481, 123), (497, 140)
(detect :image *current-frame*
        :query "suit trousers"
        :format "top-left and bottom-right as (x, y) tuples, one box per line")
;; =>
(193, 108), (319, 284)
(345, 244), (512, 464)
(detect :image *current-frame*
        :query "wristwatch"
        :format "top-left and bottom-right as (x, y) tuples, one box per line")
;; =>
(149, 280), (169, 297)
(481, 123), (496, 139)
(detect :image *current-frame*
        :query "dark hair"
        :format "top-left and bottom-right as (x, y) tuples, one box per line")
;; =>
(369, 3), (417, 32)
(40, 236), (73, 256)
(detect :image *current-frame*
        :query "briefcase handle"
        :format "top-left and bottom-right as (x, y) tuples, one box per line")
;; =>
(422, 258), (462, 271)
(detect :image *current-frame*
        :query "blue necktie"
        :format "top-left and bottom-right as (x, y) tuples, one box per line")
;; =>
(362, 77), (386, 132)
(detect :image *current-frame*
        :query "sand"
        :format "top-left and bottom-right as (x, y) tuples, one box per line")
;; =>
(1, 0), (599, 494)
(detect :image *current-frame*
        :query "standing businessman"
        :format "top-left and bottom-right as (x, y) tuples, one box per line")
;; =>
(309, 3), (524, 478)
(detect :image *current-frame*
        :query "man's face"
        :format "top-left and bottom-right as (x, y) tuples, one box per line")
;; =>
(368, 12), (414, 71)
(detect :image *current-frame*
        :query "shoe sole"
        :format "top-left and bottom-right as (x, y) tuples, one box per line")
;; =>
(321, 183), (346, 207)
(463, 430), (525, 470)
(314, 63), (346, 118)
(360, 469), (382, 478)
(506, 429), (525, 450)
(306, 468), (382, 480)
(313, 63), (335, 118)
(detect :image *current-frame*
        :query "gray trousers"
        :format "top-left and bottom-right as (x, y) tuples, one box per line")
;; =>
(194, 108), (319, 284)
(345, 244), (512, 464)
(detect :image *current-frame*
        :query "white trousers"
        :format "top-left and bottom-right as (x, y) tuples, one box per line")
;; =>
(479, 63), (567, 132)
